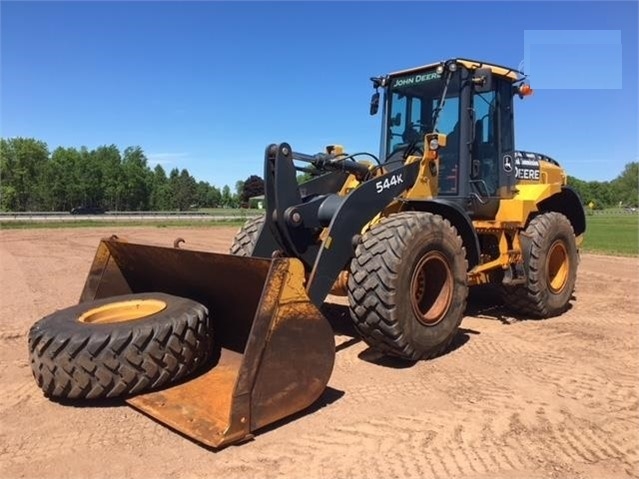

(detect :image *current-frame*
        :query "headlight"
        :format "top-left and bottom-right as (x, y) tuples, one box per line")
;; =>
(448, 62), (458, 72)
(436, 64), (444, 75)
(429, 138), (439, 150)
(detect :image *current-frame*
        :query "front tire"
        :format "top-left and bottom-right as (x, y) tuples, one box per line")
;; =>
(347, 212), (469, 360)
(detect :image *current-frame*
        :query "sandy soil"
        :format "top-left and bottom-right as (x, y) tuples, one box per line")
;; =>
(1, 226), (638, 479)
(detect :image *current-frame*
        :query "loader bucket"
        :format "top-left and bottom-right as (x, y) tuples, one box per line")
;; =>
(78, 236), (336, 448)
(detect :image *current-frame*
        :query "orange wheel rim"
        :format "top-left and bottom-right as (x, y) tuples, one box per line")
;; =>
(410, 252), (453, 326)
(547, 240), (569, 293)
(78, 299), (167, 324)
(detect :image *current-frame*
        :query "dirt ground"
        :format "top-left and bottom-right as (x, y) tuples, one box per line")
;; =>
(1, 226), (637, 479)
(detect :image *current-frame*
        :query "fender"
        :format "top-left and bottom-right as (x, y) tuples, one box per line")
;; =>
(537, 186), (586, 236)
(398, 198), (481, 270)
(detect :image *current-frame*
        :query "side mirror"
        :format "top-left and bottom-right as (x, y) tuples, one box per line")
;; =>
(472, 68), (493, 93)
(370, 91), (380, 116)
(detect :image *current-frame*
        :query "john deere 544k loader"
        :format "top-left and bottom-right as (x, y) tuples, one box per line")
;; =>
(28, 58), (585, 448)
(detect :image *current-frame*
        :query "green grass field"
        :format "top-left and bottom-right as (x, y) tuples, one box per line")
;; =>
(2, 211), (637, 257)
(582, 214), (638, 256)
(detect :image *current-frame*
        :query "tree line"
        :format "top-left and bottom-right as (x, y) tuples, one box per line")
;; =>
(567, 162), (638, 209)
(0, 137), (636, 211)
(0, 137), (264, 212)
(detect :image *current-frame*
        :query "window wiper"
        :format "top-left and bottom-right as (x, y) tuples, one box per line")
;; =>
(432, 70), (454, 132)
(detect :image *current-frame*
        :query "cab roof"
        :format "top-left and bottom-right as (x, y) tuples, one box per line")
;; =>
(388, 58), (524, 81)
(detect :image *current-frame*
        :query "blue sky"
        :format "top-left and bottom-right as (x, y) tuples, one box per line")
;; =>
(1, 1), (637, 188)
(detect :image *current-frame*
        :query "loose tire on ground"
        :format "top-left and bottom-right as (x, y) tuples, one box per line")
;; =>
(230, 215), (265, 257)
(347, 211), (469, 360)
(28, 292), (213, 400)
(504, 211), (579, 318)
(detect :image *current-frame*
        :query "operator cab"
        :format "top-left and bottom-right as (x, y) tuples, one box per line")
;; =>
(372, 58), (532, 219)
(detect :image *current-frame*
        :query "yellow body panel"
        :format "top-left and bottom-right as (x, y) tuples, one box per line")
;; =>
(467, 176), (565, 284)
(495, 183), (562, 224)
(515, 160), (567, 187)
(389, 58), (521, 81)
(404, 133), (448, 200)
(457, 59), (519, 80)
(338, 174), (361, 196)
(406, 152), (438, 200)
(540, 161), (567, 186)
(467, 226), (523, 286)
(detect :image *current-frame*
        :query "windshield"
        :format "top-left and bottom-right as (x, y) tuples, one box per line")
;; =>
(385, 68), (461, 160)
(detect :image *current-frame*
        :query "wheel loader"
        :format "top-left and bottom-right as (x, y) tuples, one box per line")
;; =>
(28, 57), (585, 449)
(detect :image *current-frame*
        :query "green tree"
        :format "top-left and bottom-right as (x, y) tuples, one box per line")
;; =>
(612, 162), (638, 207)
(567, 176), (588, 205)
(0, 185), (17, 211)
(149, 164), (172, 210)
(121, 146), (150, 210)
(221, 185), (234, 207)
(196, 181), (222, 208)
(78, 146), (105, 209)
(568, 174), (619, 209)
(0, 137), (50, 211)
(49, 146), (84, 211)
(240, 175), (264, 205)
(234, 180), (244, 202)
(296, 172), (313, 184)
(94, 145), (124, 211)
(169, 168), (197, 210)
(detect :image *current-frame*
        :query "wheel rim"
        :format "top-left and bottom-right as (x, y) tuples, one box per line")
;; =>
(78, 299), (167, 324)
(410, 251), (453, 326)
(547, 240), (569, 294)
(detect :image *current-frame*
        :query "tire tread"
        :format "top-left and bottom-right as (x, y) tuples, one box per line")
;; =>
(503, 212), (578, 318)
(230, 215), (265, 256)
(28, 297), (212, 399)
(347, 212), (468, 360)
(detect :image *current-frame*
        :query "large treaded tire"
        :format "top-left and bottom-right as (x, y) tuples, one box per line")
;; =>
(347, 212), (469, 360)
(504, 212), (579, 318)
(230, 215), (265, 256)
(28, 292), (213, 400)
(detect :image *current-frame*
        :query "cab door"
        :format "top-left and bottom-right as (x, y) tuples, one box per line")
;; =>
(469, 77), (516, 218)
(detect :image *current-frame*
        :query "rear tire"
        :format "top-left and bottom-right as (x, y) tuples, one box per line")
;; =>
(230, 215), (265, 256)
(28, 292), (213, 399)
(347, 212), (469, 360)
(504, 212), (579, 318)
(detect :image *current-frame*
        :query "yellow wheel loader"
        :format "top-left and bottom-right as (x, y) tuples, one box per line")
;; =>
(28, 58), (585, 448)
